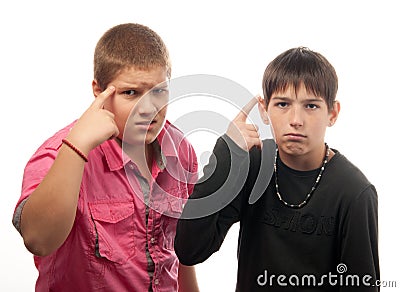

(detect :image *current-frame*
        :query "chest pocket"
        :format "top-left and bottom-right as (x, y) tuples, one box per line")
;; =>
(89, 201), (136, 264)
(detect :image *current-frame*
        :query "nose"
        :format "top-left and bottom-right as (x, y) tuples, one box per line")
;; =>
(136, 94), (157, 116)
(289, 105), (303, 128)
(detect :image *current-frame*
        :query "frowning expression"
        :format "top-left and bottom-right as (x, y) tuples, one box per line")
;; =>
(266, 83), (339, 159)
(95, 66), (169, 146)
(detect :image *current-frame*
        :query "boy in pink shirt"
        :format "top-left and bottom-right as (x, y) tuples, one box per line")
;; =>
(12, 23), (199, 292)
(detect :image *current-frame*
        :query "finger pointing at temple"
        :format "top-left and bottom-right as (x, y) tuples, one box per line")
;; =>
(227, 95), (262, 151)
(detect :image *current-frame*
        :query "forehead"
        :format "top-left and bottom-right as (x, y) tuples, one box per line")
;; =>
(272, 83), (323, 100)
(112, 66), (168, 87)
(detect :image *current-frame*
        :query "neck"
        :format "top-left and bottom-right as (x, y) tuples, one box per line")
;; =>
(273, 143), (331, 209)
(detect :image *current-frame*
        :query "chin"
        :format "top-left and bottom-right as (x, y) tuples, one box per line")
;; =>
(282, 143), (305, 155)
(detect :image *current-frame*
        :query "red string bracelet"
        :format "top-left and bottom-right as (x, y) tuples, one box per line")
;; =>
(62, 139), (88, 162)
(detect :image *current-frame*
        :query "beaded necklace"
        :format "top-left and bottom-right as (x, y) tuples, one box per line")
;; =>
(274, 143), (330, 209)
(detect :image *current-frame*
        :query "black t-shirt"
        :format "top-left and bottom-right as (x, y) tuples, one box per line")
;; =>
(175, 135), (379, 291)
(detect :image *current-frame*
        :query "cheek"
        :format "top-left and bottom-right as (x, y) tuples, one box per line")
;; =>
(266, 114), (281, 132)
(103, 96), (126, 114)
(115, 103), (138, 129)
(308, 120), (328, 140)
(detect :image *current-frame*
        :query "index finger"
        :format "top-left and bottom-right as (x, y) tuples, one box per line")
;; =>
(235, 95), (260, 121)
(92, 86), (116, 109)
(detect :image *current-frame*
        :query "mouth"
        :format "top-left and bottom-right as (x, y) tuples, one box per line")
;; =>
(135, 120), (157, 130)
(136, 120), (156, 125)
(284, 133), (307, 140)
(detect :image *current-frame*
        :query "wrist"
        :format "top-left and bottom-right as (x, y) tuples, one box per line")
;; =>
(65, 129), (95, 156)
(62, 139), (88, 162)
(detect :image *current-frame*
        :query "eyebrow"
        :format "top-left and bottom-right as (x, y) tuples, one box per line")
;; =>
(271, 96), (324, 103)
(118, 81), (168, 89)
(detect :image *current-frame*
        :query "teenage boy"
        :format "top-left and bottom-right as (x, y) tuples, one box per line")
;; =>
(175, 47), (379, 291)
(13, 23), (199, 292)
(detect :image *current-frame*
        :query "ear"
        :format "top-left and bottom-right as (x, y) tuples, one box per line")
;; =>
(92, 79), (102, 97)
(257, 96), (270, 125)
(328, 101), (341, 126)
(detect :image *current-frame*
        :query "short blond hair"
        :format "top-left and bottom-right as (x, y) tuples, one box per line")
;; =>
(94, 23), (171, 90)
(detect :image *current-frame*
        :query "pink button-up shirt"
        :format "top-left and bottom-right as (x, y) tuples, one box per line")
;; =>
(13, 120), (198, 292)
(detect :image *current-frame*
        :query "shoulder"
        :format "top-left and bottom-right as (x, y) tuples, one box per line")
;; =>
(33, 121), (76, 153)
(23, 121), (76, 191)
(20, 121), (77, 203)
(324, 150), (376, 200)
(27, 121), (76, 162)
(329, 151), (372, 184)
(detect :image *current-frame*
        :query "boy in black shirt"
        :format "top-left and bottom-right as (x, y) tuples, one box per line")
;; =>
(175, 47), (379, 291)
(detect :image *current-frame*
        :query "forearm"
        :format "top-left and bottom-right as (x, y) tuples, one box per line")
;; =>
(175, 135), (248, 264)
(20, 144), (86, 256)
(178, 264), (200, 292)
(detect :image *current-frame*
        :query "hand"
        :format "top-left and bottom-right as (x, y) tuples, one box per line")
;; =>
(66, 86), (119, 155)
(226, 95), (262, 151)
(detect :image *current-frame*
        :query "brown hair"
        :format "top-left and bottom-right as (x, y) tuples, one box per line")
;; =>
(262, 47), (338, 110)
(94, 23), (171, 90)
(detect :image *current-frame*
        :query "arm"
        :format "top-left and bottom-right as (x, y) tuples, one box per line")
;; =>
(175, 97), (262, 265)
(340, 186), (379, 291)
(19, 87), (119, 256)
(178, 263), (200, 292)
(175, 96), (262, 265)
(175, 135), (252, 265)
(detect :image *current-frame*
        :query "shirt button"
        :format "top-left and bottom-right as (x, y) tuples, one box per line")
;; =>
(154, 278), (159, 285)
(128, 164), (134, 170)
(150, 237), (155, 244)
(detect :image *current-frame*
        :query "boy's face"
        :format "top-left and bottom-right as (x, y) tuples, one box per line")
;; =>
(94, 66), (169, 146)
(262, 82), (339, 159)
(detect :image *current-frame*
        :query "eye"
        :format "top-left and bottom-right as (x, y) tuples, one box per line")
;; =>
(276, 102), (288, 108)
(152, 87), (169, 95)
(306, 104), (319, 109)
(123, 90), (136, 96)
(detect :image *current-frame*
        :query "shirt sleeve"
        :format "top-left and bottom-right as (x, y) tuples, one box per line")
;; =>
(339, 185), (380, 291)
(12, 146), (59, 234)
(175, 134), (250, 265)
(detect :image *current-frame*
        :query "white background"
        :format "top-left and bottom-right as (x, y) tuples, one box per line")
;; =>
(1, 0), (399, 291)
